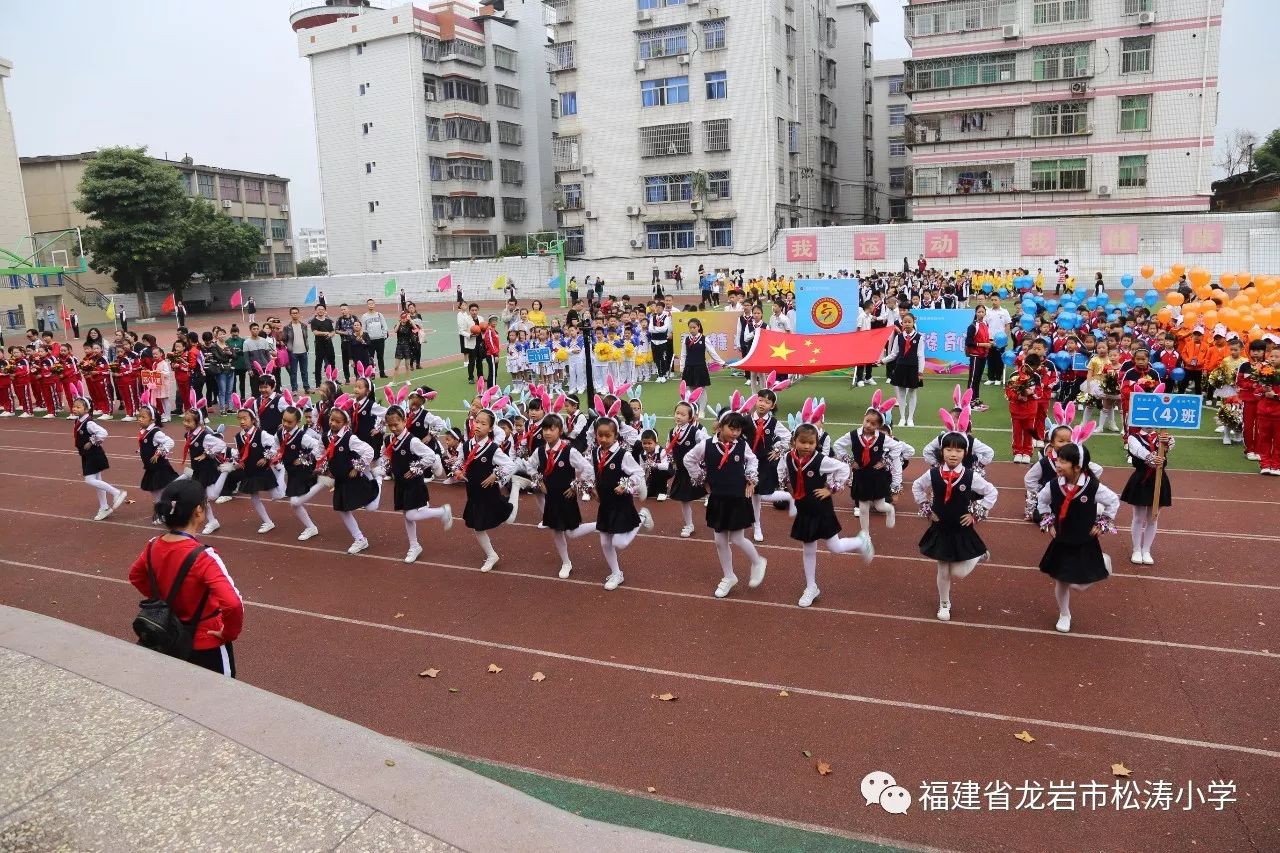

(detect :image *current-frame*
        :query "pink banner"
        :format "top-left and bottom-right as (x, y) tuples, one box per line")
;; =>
(1019, 226), (1057, 257)
(785, 234), (818, 263)
(1183, 222), (1223, 254)
(923, 229), (959, 259)
(1100, 224), (1138, 256)
(852, 232), (886, 261)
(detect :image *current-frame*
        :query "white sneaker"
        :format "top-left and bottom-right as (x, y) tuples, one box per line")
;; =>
(786, 498), (797, 518)
(1246, 452), (1261, 461)
(298, 526), (319, 541)
(536, 522), (546, 529)
(937, 603), (951, 621)
(748, 557), (767, 588)
(18, 412), (31, 418)
(853, 506), (860, 517)
(112, 491), (128, 512)
(639, 508), (653, 530)
(604, 572), (624, 591)
(257, 521), (275, 535)
(0, 411), (10, 418)
(679, 523), (695, 538)
(348, 538), (369, 555)
(202, 520), (221, 535)
(714, 575), (738, 598)
(95, 413), (110, 420)
(558, 562), (572, 579)
(440, 504), (453, 531)
(859, 531), (875, 564)
(1055, 614), (1072, 633)
(753, 526), (763, 542)
(656, 493), (668, 501)
(121, 416), (135, 422)
(215, 495), (234, 505)
(93, 507), (111, 521)
(480, 553), (499, 572)
(42, 413), (54, 419)
(905, 419), (915, 427)
(65, 413), (75, 420)
(1141, 551), (1154, 565)
(1130, 549), (1143, 565)
(867, 378), (878, 385)
(983, 380), (995, 386)
(405, 544), (423, 563)
(798, 586), (820, 607)
(884, 504), (896, 529)
(1214, 425), (1226, 433)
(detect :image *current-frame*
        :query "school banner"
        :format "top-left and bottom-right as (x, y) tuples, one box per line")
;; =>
(795, 278), (861, 335)
(912, 309), (971, 375)
(672, 310), (739, 359)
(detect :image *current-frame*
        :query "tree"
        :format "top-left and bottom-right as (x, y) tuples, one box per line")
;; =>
(296, 257), (328, 276)
(1254, 128), (1280, 177)
(155, 198), (263, 299)
(75, 146), (186, 296)
(1216, 128), (1259, 177)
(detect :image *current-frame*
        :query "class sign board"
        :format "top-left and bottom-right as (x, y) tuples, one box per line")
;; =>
(1127, 392), (1203, 431)
(527, 347), (552, 364)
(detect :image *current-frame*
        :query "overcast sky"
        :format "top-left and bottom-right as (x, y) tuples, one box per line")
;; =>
(4, 0), (1275, 231)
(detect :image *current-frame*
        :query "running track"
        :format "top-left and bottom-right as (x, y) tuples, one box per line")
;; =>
(0, 417), (1276, 852)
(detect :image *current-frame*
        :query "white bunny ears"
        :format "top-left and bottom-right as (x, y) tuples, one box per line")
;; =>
(711, 390), (758, 423)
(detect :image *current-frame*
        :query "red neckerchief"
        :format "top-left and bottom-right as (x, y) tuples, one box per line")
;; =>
(859, 431), (877, 467)
(273, 428), (293, 465)
(789, 451), (812, 499)
(687, 334), (703, 346)
(523, 425), (540, 451)
(666, 423), (688, 456)
(137, 426), (150, 448)
(595, 445), (618, 476)
(182, 428), (203, 466)
(1058, 476), (1085, 523)
(406, 408), (422, 430)
(715, 440), (736, 470)
(257, 394), (274, 416)
(543, 440), (567, 477)
(460, 438), (491, 476)
(752, 415), (769, 451)
(238, 427), (256, 465)
(901, 331), (916, 354)
(939, 465), (964, 503)
(384, 430), (410, 462)
(323, 429), (346, 464)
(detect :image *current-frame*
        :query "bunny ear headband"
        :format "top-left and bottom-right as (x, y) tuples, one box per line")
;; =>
(324, 365), (338, 383)
(867, 389), (898, 417)
(593, 394), (622, 419)
(719, 390), (758, 421)
(603, 375), (633, 399)
(762, 370), (791, 393)
(251, 355), (278, 375)
(677, 380), (704, 405)
(798, 396), (827, 426)
(641, 413), (657, 431)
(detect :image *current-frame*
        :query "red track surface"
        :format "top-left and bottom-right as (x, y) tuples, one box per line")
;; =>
(1, 417), (1277, 852)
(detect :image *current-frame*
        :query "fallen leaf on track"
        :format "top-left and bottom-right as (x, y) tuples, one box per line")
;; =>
(448, 687), (459, 693)
(384, 759), (396, 767)
(816, 761), (832, 776)
(802, 750), (812, 758)
(531, 672), (547, 682)
(419, 668), (440, 678)
(1111, 762), (1132, 778)
(487, 664), (503, 674)
(1014, 730), (1036, 743)
(654, 692), (677, 702)
(778, 690), (789, 697)
(394, 613), (405, 619)
(646, 787), (657, 793)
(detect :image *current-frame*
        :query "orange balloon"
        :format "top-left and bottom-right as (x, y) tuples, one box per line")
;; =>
(1238, 272), (1251, 285)
(1219, 305), (1239, 323)
(1242, 288), (1259, 304)
(1171, 263), (1186, 277)
(1156, 307), (1174, 325)
(1165, 291), (1184, 306)
(1189, 268), (1211, 287)
(1220, 273), (1236, 288)
(1200, 309), (1218, 327)
(1140, 265), (1155, 279)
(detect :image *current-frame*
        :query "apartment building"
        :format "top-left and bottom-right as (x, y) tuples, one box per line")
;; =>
(0, 58), (29, 261)
(21, 152), (295, 280)
(293, 0), (556, 275)
(547, 0), (876, 269)
(296, 227), (329, 262)
(871, 57), (910, 222)
(903, 0), (1222, 220)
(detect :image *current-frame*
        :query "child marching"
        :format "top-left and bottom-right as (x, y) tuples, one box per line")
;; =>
(1120, 422), (1173, 565)
(745, 379), (792, 542)
(72, 395), (128, 520)
(571, 414), (654, 590)
(136, 401), (177, 522)
(316, 403), (381, 554)
(276, 404), (324, 541)
(523, 411), (594, 578)
(380, 405), (452, 564)
(834, 392), (899, 533)
(231, 396), (283, 535)
(454, 408), (517, 572)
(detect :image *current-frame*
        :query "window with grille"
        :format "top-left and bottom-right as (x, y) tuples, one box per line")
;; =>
(496, 85), (520, 108)
(218, 176), (239, 201)
(442, 78), (487, 104)
(432, 196), (448, 219)
(554, 42), (575, 70)
(248, 217), (267, 237)
(644, 174), (692, 203)
(889, 138), (907, 156)
(890, 199), (907, 219)
(254, 258), (271, 275)
(422, 37), (441, 61)
(1123, 0), (1153, 12)
(641, 76), (689, 107)
(788, 122), (800, 154)
(424, 77), (438, 100)
(645, 222), (694, 250)
(913, 167), (940, 195)
(470, 236), (498, 256)
(553, 136), (581, 170)
(1033, 0), (1090, 25)
(502, 198), (527, 222)
(444, 196), (496, 218)
(274, 254), (293, 275)
(426, 117), (441, 141)
(705, 71), (727, 100)
(913, 53), (1015, 90)
(430, 158), (493, 181)
(709, 219), (733, 248)
(1119, 94), (1150, 131)
(888, 105), (906, 126)
(707, 170), (730, 199)
(561, 183), (583, 208)
(1032, 101), (1089, 136)
(703, 119), (730, 152)
(1121, 36), (1153, 74)
(197, 174), (215, 200)
(445, 118), (491, 142)
(1030, 158), (1087, 191)
(820, 138), (839, 166)
(267, 182), (286, 205)
(1117, 154), (1148, 187)
(443, 39), (486, 64)
(179, 172), (193, 194)
(494, 46), (517, 71)
(243, 180), (262, 203)
(638, 25), (688, 59)
(639, 122), (691, 157)
(789, 170), (799, 198)
(701, 19), (726, 50)
(909, 0), (1016, 36)
(562, 226), (585, 255)
(501, 160), (525, 185)
(270, 219), (289, 240)
(639, 0), (686, 7)
(889, 168), (906, 189)
(1032, 43), (1090, 80)
(560, 91), (577, 115)
(888, 76), (904, 95)
(498, 121), (523, 146)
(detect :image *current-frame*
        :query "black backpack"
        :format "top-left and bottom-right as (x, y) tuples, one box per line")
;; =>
(133, 542), (211, 660)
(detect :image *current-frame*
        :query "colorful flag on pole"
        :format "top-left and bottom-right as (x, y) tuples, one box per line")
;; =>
(304, 285), (318, 306)
(384, 278), (397, 297)
(728, 327), (894, 375)
(229, 289), (243, 309)
(492, 273), (508, 292)
(436, 273), (452, 293)
(105, 299), (116, 321)
(160, 293), (176, 315)
(547, 274), (561, 290)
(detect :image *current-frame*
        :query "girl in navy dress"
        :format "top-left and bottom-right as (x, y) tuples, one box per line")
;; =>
(317, 406), (379, 554)
(524, 413), (593, 579)
(882, 311), (925, 426)
(454, 409), (517, 572)
(1036, 435), (1119, 633)
(380, 406), (451, 564)
(350, 375), (386, 456)
(136, 403), (177, 522)
(666, 398), (709, 537)
(632, 427), (671, 501)
(570, 417), (652, 590)
(834, 393), (899, 534)
(1023, 404), (1103, 523)
(1120, 425), (1173, 565)
(746, 386), (791, 542)
(231, 398), (282, 535)
(180, 400), (228, 535)
(277, 405), (324, 541)
(779, 423), (874, 607)
(911, 425), (998, 622)
(684, 410), (766, 598)
(677, 319), (726, 405)
(72, 396), (128, 521)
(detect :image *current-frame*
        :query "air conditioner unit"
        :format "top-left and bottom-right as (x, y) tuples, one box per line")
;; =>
(638, 9), (652, 22)
(1138, 11), (1156, 25)
(1070, 81), (1088, 95)
(695, 233), (707, 243)
(221, 199), (232, 208)
(426, 91), (437, 101)
(1097, 185), (1111, 197)
(629, 238), (643, 248)
(585, 209), (598, 219)
(582, 165), (595, 175)
(280, 204), (289, 213)
(677, 55), (690, 65)
(284, 240), (293, 248)
(690, 199), (703, 211)
(634, 60), (646, 72)
(626, 205), (642, 216)
(1002, 24), (1020, 39)
(688, 0), (699, 5)
(433, 219), (446, 229)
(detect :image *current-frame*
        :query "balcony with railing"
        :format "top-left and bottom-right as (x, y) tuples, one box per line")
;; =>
(903, 0), (1017, 46)
(905, 108), (1017, 146)
(910, 163), (1018, 197)
(546, 0), (572, 25)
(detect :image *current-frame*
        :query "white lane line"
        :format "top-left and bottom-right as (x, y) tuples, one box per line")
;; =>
(2, 555), (1277, 761)
(0, 507), (1274, 659)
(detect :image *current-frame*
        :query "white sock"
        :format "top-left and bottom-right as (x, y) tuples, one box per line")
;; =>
(339, 511), (364, 541)
(802, 541), (818, 587)
(1130, 506), (1148, 552)
(613, 526), (639, 550)
(292, 504), (315, 529)
(404, 516), (419, 548)
(291, 481), (326, 507)
(1141, 515), (1159, 551)
(203, 503), (218, 526)
(750, 494), (762, 530)
(208, 472), (228, 500)
(681, 501), (693, 528)
(405, 505), (445, 522)
(936, 563), (952, 606)
(950, 557), (980, 579)
(567, 521), (596, 539)
(1054, 581), (1071, 617)
(907, 389), (919, 423)
(872, 498), (892, 514)
(84, 475), (112, 510)
(475, 530), (497, 558)
(600, 535), (622, 575)
(552, 531), (570, 563)
(729, 530), (760, 561)
(713, 531), (736, 579)
(825, 534), (863, 555)
(857, 501), (871, 533)
(250, 495), (272, 525)
(1081, 406), (1094, 425)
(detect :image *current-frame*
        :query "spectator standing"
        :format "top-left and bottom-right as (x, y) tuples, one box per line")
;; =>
(456, 303), (484, 384)
(335, 304), (356, 382)
(176, 301), (188, 329)
(673, 264), (683, 291)
(283, 306), (311, 393)
(348, 319), (373, 372)
(226, 325), (247, 398)
(360, 298), (389, 378)
(69, 309), (79, 338)
(241, 322), (275, 379)
(317, 290), (327, 309)
(118, 305), (129, 333)
(309, 305), (336, 388)
(406, 301), (424, 369)
(245, 296), (257, 324)
(983, 295), (1012, 386)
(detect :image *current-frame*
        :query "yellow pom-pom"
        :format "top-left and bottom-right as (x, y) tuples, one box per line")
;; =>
(554, 348), (569, 362)
(624, 343), (636, 357)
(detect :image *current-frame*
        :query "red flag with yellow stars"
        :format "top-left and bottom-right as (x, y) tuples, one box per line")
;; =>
(729, 327), (895, 375)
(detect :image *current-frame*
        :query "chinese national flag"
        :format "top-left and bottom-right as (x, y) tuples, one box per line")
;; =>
(160, 293), (176, 315)
(730, 327), (895, 375)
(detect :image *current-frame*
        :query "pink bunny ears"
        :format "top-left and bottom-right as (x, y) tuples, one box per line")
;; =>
(952, 384), (973, 411)
(603, 375), (632, 399)
(593, 394), (622, 419)
(938, 407), (970, 434)
(383, 381), (415, 407)
(474, 378), (509, 412)
(352, 363), (376, 380)
(251, 355), (278, 375)
(677, 380), (704, 406)
(761, 370), (791, 393)
(323, 365), (338, 383)
(867, 389), (897, 415)
(1051, 402), (1077, 427)
(726, 390), (758, 415)
(799, 397), (827, 425)
(1070, 420), (1098, 445)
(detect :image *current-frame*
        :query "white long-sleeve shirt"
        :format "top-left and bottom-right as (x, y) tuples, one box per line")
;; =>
(82, 418), (109, 445)
(776, 452), (851, 494)
(143, 426), (175, 456)
(880, 331), (926, 376)
(680, 333), (726, 365)
(1036, 475), (1120, 521)
(1024, 455), (1104, 495)
(683, 438), (759, 487)
(911, 464), (998, 515)
(1125, 433), (1175, 466)
(453, 437), (517, 485)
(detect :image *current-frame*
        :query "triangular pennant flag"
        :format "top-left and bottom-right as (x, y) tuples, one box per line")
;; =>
(436, 273), (452, 293)
(160, 293), (176, 315)
(304, 285), (318, 306)
(547, 274), (561, 290)
(105, 300), (116, 321)
(492, 273), (508, 291)
(229, 289), (243, 309)
(384, 278), (397, 297)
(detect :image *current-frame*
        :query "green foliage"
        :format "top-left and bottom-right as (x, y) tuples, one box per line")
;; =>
(296, 257), (327, 277)
(495, 241), (526, 258)
(1254, 128), (1280, 177)
(156, 198), (263, 296)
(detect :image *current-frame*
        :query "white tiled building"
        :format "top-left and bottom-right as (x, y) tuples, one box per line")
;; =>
(0, 58), (30, 261)
(871, 57), (910, 223)
(296, 227), (328, 262)
(547, 0), (877, 275)
(293, 0), (556, 275)
(903, 0), (1223, 221)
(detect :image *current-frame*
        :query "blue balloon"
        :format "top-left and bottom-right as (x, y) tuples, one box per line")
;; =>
(998, 288), (1009, 298)
(1093, 328), (1106, 339)
(1099, 292), (1112, 304)
(1153, 362), (1167, 377)
(1020, 314), (1035, 331)
(981, 281), (993, 293)
(1003, 350), (1017, 366)
(1121, 273), (1135, 288)
(1144, 290), (1159, 306)
(993, 332), (1009, 348)
(1046, 299), (1059, 313)
(1171, 367), (1186, 382)
(1124, 290), (1138, 304)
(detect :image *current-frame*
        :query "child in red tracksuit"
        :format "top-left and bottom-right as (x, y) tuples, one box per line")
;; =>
(1237, 340), (1267, 462)
(113, 353), (140, 420)
(1007, 353), (1043, 464)
(8, 349), (34, 416)
(34, 348), (60, 417)
(1029, 341), (1056, 446)
(58, 351), (80, 413)
(481, 317), (501, 387)
(1253, 347), (1280, 475)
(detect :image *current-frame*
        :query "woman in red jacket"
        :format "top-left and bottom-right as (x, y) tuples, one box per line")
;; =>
(963, 305), (993, 412)
(129, 479), (244, 677)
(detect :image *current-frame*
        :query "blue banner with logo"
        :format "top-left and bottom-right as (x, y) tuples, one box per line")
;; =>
(912, 309), (971, 375)
(795, 278), (860, 335)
